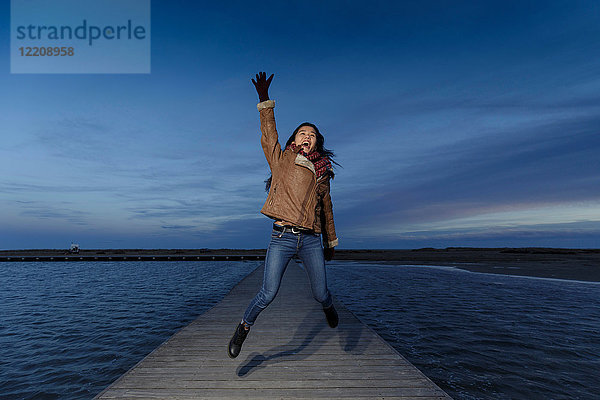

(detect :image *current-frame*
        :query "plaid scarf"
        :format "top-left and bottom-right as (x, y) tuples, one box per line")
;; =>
(287, 143), (332, 179)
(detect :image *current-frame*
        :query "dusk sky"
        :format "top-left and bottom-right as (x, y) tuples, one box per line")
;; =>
(2, 1), (599, 249)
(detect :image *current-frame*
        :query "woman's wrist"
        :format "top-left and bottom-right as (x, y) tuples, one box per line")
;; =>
(257, 99), (275, 111)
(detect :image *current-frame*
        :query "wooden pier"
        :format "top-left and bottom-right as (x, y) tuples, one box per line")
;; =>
(95, 260), (452, 399)
(0, 254), (263, 262)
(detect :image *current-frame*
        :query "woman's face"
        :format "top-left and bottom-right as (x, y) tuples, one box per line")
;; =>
(294, 126), (317, 153)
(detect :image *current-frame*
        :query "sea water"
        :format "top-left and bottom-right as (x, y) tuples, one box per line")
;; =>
(1, 260), (598, 399)
(0, 261), (260, 399)
(326, 262), (600, 400)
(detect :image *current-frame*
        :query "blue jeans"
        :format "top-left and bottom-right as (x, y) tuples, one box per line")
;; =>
(242, 227), (333, 325)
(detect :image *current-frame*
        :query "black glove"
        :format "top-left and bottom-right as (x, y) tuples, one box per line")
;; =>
(324, 247), (335, 261)
(251, 71), (274, 102)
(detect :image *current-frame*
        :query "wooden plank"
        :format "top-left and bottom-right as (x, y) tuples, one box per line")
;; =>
(95, 261), (452, 399)
(113, 378), (437, 389)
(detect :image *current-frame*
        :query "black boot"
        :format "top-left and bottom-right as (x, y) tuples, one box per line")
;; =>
(323, 304), (339, 328)
(228, 322), (250, 358)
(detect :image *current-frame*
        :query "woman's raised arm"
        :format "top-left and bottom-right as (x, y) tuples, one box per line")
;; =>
(253, 71), (280, 167)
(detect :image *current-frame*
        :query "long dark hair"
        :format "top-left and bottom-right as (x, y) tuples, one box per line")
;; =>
(265, 122), (339, 192)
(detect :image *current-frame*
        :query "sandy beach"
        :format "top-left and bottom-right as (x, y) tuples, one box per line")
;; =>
(334, 248), (600, 282)
(1, 247), (599, 283)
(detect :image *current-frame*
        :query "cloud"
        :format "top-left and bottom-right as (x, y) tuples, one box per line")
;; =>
(160, 224), (197, 230)
(332, 111), (600, 240)
(340, 220), (600, 249)
(3, 2), (600, 249)
(17, 202), (91, 226)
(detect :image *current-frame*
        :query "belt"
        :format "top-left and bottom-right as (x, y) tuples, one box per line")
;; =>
(273, 223), (314, 234)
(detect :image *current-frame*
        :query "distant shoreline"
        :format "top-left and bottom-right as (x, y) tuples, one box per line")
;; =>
(1, 247), (599, 282)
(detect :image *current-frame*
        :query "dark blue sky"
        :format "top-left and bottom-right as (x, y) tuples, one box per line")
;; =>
(1, 1), (599, 249)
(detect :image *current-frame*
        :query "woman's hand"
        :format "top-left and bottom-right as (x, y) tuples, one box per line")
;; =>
(324, 247), (335, 261)
(252, 71), (274, 102)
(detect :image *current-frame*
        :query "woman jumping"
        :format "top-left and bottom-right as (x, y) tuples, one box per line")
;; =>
(228, 71), (340, 358)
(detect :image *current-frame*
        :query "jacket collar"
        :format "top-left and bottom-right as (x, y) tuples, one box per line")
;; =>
(294, 153), (329, 182)
(294, 153), (316, 175)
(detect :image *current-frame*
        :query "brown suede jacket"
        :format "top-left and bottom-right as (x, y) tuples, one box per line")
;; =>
(257, 100), (338, 248)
